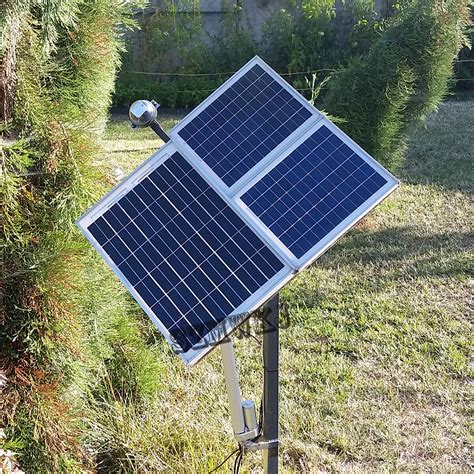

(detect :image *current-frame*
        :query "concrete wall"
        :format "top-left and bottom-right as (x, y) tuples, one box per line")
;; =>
(137, 0), (293, 43)
(126, 0), (389, 72)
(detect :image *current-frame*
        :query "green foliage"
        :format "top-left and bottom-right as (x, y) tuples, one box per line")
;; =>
(115, 0), (258, 107)
(115, 0), (470, 108)
(262, 8), (304, 72)
(295, 0), (338, 70)
(454, 6), (473, 91)
(324, 0), (470, 168)
(262, 0), (386, 74)
(1, 140), (37, 246)
(0, 0), (165, 470)
(115, 73), (224, 107)
(210, 0), (257, 71)
(349, 0), (387, 56)
(144, 0), (206, 72)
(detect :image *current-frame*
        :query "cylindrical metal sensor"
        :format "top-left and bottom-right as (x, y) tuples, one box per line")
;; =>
(129, 100), (158, 127)
(242, 399), (258, 432)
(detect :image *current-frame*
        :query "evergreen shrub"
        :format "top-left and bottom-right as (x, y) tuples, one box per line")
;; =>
(324, 0), (471, 168)
(1, 0), (167, 471)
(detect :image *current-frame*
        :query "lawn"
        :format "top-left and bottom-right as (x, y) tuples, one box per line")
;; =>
(93, 100), (472, 472)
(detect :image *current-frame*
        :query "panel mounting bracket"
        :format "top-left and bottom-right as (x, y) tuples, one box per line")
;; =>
(243, 438), (279, 452)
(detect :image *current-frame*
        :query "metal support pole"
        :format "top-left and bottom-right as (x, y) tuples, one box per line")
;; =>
(220, 338), (246, 436)
(150, 121), (170, 143)
(262, 293), (279, 473)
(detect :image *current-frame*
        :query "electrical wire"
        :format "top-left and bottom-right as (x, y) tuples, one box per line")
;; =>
(122, 68), (336, 77)
(257, 391), (264, 435)
(238, 327), (262, 346)
(122, 59), (470, 79)
(233, 444), (244, 474)
(209, 447), (240, 473)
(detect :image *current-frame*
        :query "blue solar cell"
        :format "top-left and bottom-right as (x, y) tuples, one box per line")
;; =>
(241, 126), (388, 258)
(87, 152), (285, 354)
(177, 64), (313, 186)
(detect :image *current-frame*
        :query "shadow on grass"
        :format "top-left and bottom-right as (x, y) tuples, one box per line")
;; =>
(323, 226), (472, 279)
(284, 224), (472, 313)
(287, 226), (471, 310)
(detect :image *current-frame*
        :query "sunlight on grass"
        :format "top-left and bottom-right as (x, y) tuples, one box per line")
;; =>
(97, 114), (182, 176)
(91, 101), (472, 472)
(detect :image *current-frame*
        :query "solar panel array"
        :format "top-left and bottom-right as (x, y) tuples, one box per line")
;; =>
(241, 125), (388, 258)
(87, 152), (285, 353)
(79, 57), (397, 365)
(177, 64), (314, 187)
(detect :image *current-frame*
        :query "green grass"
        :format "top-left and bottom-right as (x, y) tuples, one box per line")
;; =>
(99, 114), (181, 176)
(90, 100), (472, 472)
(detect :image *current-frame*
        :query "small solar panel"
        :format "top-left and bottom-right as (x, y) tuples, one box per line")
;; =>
(175, 63), (316, 187)
(78, 56), (398, 365)
(240, 121), (394, 260)
(83, 150), (287, 362)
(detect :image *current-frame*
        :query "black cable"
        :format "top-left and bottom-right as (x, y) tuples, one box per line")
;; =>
(233, 444), (244, 474)
(209, 446), (240, 473)
(257, 392), (264, 435)
(239, 327), (262, 346)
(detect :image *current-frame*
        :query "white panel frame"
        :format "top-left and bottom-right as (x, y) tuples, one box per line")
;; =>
(169, 56), (323, 197)
(77, 142), (294, 366)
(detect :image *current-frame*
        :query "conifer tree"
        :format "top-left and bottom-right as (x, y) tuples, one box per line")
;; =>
(1, 1), (143, 469)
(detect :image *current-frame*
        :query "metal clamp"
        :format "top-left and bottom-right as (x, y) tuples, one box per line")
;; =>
(243, 438), (279, 452)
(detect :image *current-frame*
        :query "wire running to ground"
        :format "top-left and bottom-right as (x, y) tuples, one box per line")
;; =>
(209, 447), (240, 473)
(233, 444), (244, 474)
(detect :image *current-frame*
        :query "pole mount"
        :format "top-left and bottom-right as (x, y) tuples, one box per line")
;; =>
(243, 438), (279, 452)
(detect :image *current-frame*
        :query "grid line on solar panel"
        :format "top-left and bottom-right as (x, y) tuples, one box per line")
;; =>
(241, 125), (388, 259)
(87, 152), (284, 353)
(177, 64), (313, 186)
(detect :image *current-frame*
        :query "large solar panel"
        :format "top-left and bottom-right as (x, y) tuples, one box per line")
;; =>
(174, 62), (317, 188)
(240, 123), (390, 260)
(78, 56), (398, 365)
(81, 149), (289, 363)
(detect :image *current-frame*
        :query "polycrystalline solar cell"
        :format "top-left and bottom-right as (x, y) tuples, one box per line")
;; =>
(177, 64), (313, 187)
(87, 152), (284, 353)
(241, 125), (388, 258)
